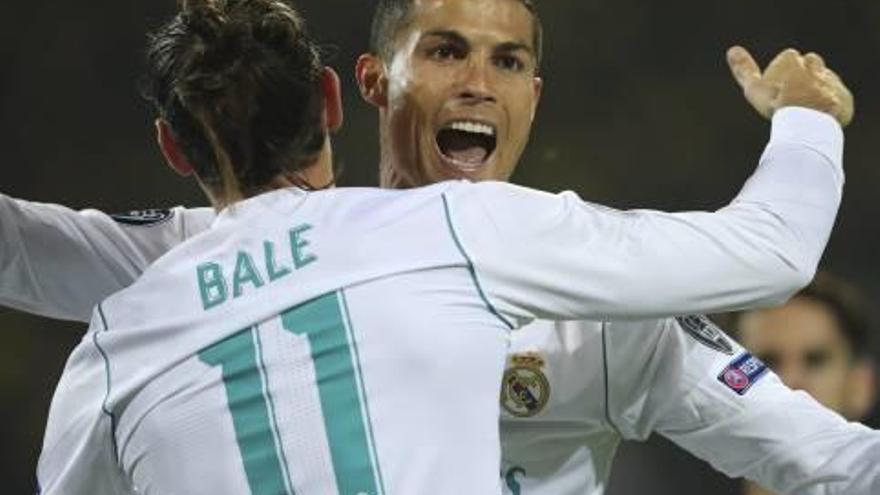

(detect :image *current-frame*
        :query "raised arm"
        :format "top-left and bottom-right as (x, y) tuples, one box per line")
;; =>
(0, 197), (214, 321)
(447, 106), (841, 321)
(444, 48), (851, 322)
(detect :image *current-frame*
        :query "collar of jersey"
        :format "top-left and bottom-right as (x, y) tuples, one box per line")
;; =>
(212, 186), (309, 228)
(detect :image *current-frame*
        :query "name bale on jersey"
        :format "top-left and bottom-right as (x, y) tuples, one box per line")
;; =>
(197, 223), (318, 310)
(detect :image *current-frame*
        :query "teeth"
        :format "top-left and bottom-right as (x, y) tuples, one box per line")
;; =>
(448, 121), (495, 137)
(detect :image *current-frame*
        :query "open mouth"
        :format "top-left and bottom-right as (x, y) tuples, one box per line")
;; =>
(436, 120), (497, 171)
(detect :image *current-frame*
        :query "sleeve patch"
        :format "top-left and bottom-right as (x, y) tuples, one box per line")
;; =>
(676, 315), (735, 355)
(718, 352), (769, 396)
(110, 209), (174, 226)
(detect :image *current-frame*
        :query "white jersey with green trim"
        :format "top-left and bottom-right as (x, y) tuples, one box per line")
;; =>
(26, 107), (862, 494)
(40, 181), (523, 495)
(1, 108), (841, 325)
(499, 318), (880, 495)
(0, 200), (214, 322)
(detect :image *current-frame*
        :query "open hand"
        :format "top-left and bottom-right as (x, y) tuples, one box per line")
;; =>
(727, 46), (854, 127)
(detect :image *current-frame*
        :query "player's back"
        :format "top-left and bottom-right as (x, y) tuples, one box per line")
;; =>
(37, 113), (845, 493)
(38, 182), (511, 495)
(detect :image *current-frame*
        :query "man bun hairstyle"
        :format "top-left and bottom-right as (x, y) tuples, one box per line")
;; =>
(143, 0), (327, 202)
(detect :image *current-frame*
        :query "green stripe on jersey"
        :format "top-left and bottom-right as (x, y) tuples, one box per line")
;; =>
(200, 328), (292, 495)
(441, 193), (514, 330)
(281, 292), (380, 495)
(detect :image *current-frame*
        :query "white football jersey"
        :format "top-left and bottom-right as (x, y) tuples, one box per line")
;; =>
(499, 318), (880, 495)
(14, 108), (875, 494)
(34, 175), (812, 495)
(0, 107), (842, 324)
(40, 182), (524, 495)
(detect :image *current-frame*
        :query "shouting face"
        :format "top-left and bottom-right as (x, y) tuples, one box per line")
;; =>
(359, 0), (543, 187)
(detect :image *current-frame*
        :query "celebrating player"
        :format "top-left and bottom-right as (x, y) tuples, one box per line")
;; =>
(354, 7), (876, 490)
(33, 0), (852, 493)
(4, 0), (878, 494)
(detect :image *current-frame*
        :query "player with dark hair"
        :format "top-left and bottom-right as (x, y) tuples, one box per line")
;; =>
(144, 0), (336, 201)
(7, 1), (879, 494)
(360, 0), (545, 188)
(371, 0), (542, 65)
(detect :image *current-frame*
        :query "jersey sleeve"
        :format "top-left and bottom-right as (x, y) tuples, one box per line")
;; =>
(605, 316), (880, 495)
(0, 197), (214, 322)
(444, 107), (844, 322)
(37, 315), (135, 495)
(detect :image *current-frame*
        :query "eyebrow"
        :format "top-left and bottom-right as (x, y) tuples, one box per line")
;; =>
(496, 41), (534, 57)
(422, 29), (535, 58)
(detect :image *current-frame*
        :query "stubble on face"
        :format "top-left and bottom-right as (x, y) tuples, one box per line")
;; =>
(379, 0), (542, 188)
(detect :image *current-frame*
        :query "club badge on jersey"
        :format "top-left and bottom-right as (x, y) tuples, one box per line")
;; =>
(111, 209), (174, 226)
(718, 352), (769, 396)
(501, 353), (551, 417)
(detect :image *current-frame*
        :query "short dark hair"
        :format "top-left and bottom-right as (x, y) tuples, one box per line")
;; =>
(796, 272), (874, 360)
(142, 0), (327, 202)
(369, 0), (543, 69)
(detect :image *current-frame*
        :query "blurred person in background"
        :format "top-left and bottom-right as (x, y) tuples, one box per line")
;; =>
(737, 271), (877, 495)
(3, 0), (880, 494)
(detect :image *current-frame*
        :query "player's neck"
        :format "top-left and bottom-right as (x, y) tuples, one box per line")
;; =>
(296, 139), (336, 190)
(206, 140), (336, 211)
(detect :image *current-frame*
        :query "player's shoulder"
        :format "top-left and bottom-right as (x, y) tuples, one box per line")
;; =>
(108, 208), (182, 227)
(441, 181), (585, 230)
(102, 206), (215, 238)
(313, 181), (576, 218)
(444, 180), (567, 202)
(296, 181), (456, 218)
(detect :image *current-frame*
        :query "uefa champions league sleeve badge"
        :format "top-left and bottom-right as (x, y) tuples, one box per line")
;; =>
(501, 353), (551, 417)
(718, 352), (769, 396)
(111, 209), (175, 226)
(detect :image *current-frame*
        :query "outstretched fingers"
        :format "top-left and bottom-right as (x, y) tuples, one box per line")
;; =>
(727, 46), (762, 90)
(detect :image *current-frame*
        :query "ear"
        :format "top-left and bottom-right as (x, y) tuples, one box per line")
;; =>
(845, 360), (877, 420)
(356, 53), (388, 108)
(155, 119), (195, 177)
(320, 67), (344, 133)
(530, 76), (543, 123)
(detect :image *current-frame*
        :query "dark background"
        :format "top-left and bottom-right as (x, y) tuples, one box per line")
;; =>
(2, 1), (878, 493)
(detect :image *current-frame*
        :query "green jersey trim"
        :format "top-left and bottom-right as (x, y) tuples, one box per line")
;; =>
(94, 304), (120, 463)
(340, 289), (387, 494)
(441, 193), (515, 331)
(601, 324), (623, 437)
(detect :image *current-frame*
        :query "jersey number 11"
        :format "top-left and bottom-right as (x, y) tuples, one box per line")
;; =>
(199, 292), (385, 495)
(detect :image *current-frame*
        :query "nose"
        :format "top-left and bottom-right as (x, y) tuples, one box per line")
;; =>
(458, 57), (497, 104)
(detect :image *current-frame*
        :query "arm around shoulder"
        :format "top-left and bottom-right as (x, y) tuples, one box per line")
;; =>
(443, 109), (843, 322)
(0, 195), (213, 321)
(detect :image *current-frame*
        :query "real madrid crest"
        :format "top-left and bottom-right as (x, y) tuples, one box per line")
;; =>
(501, 352), (550, 417)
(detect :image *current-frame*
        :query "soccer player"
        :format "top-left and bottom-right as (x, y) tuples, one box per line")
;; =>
(354, 8), (877, 492)
(33, 1), (854, 493)
(4, 1), (877, 494)
(737, 273), (877, 495)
